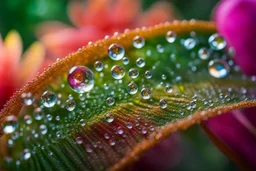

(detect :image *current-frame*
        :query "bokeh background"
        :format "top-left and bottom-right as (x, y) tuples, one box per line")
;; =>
(0, 0), (239, 170)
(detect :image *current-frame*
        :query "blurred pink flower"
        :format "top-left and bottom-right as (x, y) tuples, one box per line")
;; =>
(0, 31), (45, 109)
(206, 0), (256, 169)
(37, 0), (176, 58)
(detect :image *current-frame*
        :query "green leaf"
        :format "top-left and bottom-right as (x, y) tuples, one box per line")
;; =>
(0, 21), (256, 170)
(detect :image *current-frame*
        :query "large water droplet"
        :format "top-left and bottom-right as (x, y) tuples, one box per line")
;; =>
(141, 88), (151, 99)
(68, 66), (95, 93)
(126, 82), (138, 95)
(208, 33), (226, 51)
(133, 36), (145, 49)
(66, 99), (76, 111)
(198, 48), (210, 60)
(41, 91), (57, 108)
(166, 31), (176, 43)
(106, 113), (114, 123)
(111, 65), (125, 79)
(108, 43), (125, 60)
(94, 61), (104, 72)
(2, 115), (18, 134)
(128, 68), (139, 78)
(208, 59), (230, 78)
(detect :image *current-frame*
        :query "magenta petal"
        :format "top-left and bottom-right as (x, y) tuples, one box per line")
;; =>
(206, 107), (256, 169)
(215, 0), (256, 76)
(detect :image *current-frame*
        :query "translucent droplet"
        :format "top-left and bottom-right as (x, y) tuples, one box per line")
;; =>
(41, 91), (57, 108)
(66, 99), (76, 111)
(162, 74), (167, 80)
(136, 58), (145, 68)
(208, 59), (230, 78)
(106, 97), (115, 106)
(111, 65), (125, 79)
(122, 57), (129, 65)
(22, 149), (31, 160)
(85, 144), (93, 153)
(141, 128), (147, 134)
(108, 43), (125, 60)
(145, 70), (152, 79)
(76, 136), (83, 144)
(106, 113), (114, 123)
(126, 82), (138, 95)
(128, 68), (139, 78)
(133, 36), (145, 49)
(24, 115), (32, 125)
(34, 108), (44, 121)
(198, 48), (210, 60)
(46, 114), (52, 121)
(80, 119), (86, 126)
(56, 131), (62, 138)
(40, 125), (47, 135)
(117, 127), (124, 135)
(141, 88), (151, 99)
(165, 84), (173, 93)
(68, 66), (95, 93)
(159, 99), (168, 109)
(208, 33), (226, 50)
(184, 38), (196, 50)
(21, 92), (34, 106)
(126, 122), (133, 129)
(156, 44), (164, 53)
(2, 115), (18, 134)
(94, 61), (104, 72)
(166, 31), (176, 43)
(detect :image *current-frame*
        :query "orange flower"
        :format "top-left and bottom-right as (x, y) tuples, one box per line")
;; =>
(37, 0), (176, 58)
(0, 31), (45, 109)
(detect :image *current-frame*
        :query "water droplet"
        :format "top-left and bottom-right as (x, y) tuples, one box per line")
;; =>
(165, 84), (173, 93)
(141, 128), (147, 134)
(145, 70), (152, 79)
(22, 149), (31, 160)
(126, 82), (138, 95)
(128, 68), (139, 78)
(80, 119), (86, 126)
(159, 99), (168, 109)
(106, 113), (114, 123)
(208, 59), (230, 78)
(104, 133), (110, 139)
(109, 139), (116, 146)
(85, 144), (93, 153)
(136, 58), (145, 68)
(117, 127), (124, 135)
(76, 136), (83, 144)
(108, 43), (125, 60)
(166, 31), (176, 43)
(40, 125), (47, 135)
(208, 33), (226, 50)
(106, 97), (115, 106)
(198, 48), (210, 60)
(184, 38), (196, 50)
(46, 114), (52, 121)
(33, 108), (44, 120)
(133, 36), (145, 49)
(111, 65), (125, 79)
(56, 131), (62, 138)
(41, 91), (57, 108)
(66, 99), (76, 111)
(24, 115), (32, 125)
(122, 57), (129, 65)
(141, 88), (151, 99)
(156, 44), (164, 53)
(68, 66), (95, 93)
(94, 61), (104, 71)
(162, 74), (167, 80)
(2, 115), (18, 134)
(21, 92), (34, 106)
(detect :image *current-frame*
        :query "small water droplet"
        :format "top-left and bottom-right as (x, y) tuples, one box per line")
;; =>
(208, 33), (226, 50)
(126, 122), (133, 129)
(76, 136), (83, 144)
(80, 119), (86, 126)
(111, 65), (125, 79)
(141, 88), (151, 99)
(24, 115), (32, 125)
(40, 125), (47, 135)
(66, 99), (76, 111)
(117, 127), (124, 135)
(128, 68), (139, 78)
(122, 57), (129, 65)
(165, 84), (173, 93)
(208, 59), (230, 78)
(106, 113), (114, 123)
(145, 70), (152, 79)
(108, 43), (125, 60)
(94, 61), (104, 72)
(21, 92), (34, 106)
(141, 128), (147, 134)
(127, 82), (138, 95)
(106, 97), (115, 106)
(33, 108), (44, 121)
(2, 115), (18, 134)
(159, 99), (168, 109)
(166, 31), (176, 43)
(41, 91), (57, 108)
(133, 36), (145, 49)
(184, 38), (196, 50)
(22, 149), (31, 160)
(136, 58), (145, 68)
(68, 66), (95, 93)
(198, 48), (210, 60)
